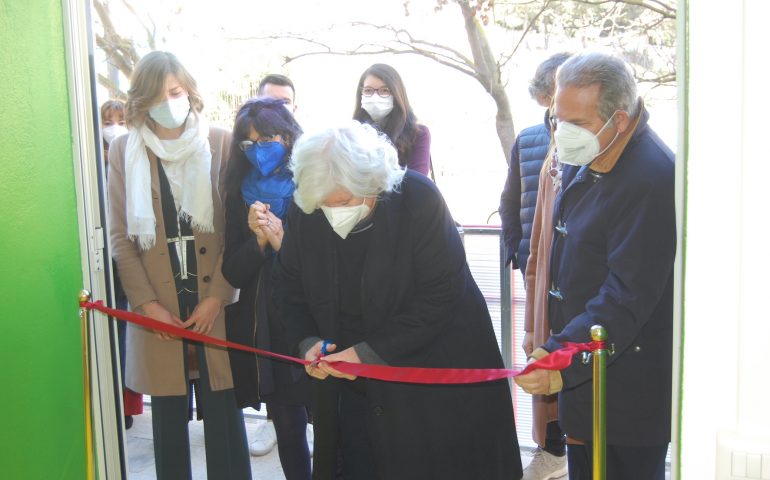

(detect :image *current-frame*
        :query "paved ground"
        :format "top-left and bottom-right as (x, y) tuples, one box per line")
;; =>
(125, 407), (563, 479)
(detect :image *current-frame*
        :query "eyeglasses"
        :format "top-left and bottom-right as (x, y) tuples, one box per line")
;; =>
(361, 86), (392, 98)
(239, 136), (280, 151)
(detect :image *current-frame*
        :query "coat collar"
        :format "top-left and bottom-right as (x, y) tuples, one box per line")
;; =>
(589, 98), (648, 174)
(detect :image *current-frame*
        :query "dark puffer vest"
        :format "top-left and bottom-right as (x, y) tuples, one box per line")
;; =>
(499, 111), (551, 274)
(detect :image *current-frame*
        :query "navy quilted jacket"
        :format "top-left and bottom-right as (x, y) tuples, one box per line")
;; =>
(499, 111), (551, 273)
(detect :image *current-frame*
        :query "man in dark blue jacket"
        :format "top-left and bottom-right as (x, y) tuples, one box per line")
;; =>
(500, 52), (571, 480)
(515, 52), (676, 480)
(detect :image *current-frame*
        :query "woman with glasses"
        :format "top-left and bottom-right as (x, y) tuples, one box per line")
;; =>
(108, 51), (250, 479)
(221, 97), (311, 480)
(352, 63), (432, 176)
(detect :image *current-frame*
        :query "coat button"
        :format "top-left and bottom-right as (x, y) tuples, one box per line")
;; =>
(373, 406), (385, 416)
(633, 345), (642, 353)
(548, 288), (564, 301)
(199, 247), (207, 254)
(202, 275), (211, 283)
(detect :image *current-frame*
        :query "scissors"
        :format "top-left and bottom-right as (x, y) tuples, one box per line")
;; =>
(309, 339), (333, 368)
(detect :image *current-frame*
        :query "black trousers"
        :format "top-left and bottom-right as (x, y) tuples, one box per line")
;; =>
(267, 402), (311, 480)
(151, 345), (251, 480)
(567, 442), (668, 480)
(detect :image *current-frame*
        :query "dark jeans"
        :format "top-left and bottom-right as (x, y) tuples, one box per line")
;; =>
(567, 442), (668, 480)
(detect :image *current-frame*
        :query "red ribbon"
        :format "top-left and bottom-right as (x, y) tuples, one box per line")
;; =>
(80, 300), (604, 385)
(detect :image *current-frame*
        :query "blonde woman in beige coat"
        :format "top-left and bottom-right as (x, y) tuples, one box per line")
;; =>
(108, 51), (250, 479)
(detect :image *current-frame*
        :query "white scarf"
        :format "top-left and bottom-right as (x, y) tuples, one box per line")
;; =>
(125, 114), (214, 250)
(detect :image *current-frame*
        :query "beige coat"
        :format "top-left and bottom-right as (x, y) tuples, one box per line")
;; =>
(523, 152), (559, 447)
(108, 126), (236, 396)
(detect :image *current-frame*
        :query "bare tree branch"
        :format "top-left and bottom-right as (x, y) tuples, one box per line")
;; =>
(500, 0), (552, 67)
(233, 23), (479, 78)
(274, 44), (479, 78)
(120, 0), (157, 50)
(570, 0), (675, 20)
(93, 0), (141, 82)
(637, 72), (675, 84)
(352, 22), (477, 69)
(97, 74), (128, 101)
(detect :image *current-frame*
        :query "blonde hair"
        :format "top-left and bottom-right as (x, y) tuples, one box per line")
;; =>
(290, 121), (405, 214)
(125, 51), (203, 129)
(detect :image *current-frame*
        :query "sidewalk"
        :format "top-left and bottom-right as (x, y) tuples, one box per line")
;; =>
(125, 408), (563, 479)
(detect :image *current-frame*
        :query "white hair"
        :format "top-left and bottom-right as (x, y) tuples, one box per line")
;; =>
(290, 121), (405, 213)
(556, 52), (639, 120)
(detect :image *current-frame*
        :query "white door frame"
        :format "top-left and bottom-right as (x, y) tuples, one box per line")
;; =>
(62, 0), (125, 478)
(670, 1), (687, 479)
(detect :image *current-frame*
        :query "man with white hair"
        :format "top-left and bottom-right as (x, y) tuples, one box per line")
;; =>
(515, 52), (676, 480)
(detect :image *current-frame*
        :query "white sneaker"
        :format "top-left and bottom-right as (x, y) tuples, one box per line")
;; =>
(249, 421), (277, 456)
(306, 424), (314, 457)
(522, 448), (568, 480)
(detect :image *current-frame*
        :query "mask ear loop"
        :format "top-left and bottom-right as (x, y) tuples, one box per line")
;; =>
(593, 111), (621, 159)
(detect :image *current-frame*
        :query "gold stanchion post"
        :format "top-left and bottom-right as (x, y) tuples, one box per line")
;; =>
(591, 325), (608, 480)
(79, 290), (95, 480)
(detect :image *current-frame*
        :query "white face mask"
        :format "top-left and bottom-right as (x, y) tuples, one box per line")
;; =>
(320, 202), (371, 239)
(149, 95), (190, 129)
(361, 95), (394, 123)
(102, 124), (128, 145)
(554, 113), (619, 166)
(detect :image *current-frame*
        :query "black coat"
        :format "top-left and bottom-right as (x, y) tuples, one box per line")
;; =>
(222, 194), (309, 409)
(274, 170), (522, 480)
(544, 108), (676, 445)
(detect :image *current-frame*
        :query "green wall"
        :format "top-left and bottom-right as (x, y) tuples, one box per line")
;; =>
(0, 1), (88, 478)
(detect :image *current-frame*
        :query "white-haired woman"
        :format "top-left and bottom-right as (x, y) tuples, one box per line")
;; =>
(273, 121), (522, 479)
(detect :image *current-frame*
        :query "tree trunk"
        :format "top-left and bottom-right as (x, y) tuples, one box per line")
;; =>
(458, 1), (514, 165)
(491, 90), (515, 166)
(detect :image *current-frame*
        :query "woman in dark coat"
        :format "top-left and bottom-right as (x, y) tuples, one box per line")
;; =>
(273, 121), (522, 480)
(221, 97), (310, 480)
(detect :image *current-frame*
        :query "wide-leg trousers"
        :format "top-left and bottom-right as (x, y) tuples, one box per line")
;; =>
(151, 344), (251, 480)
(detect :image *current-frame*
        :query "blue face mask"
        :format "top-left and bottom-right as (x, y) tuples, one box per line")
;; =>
(243, 141), (287, 177)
